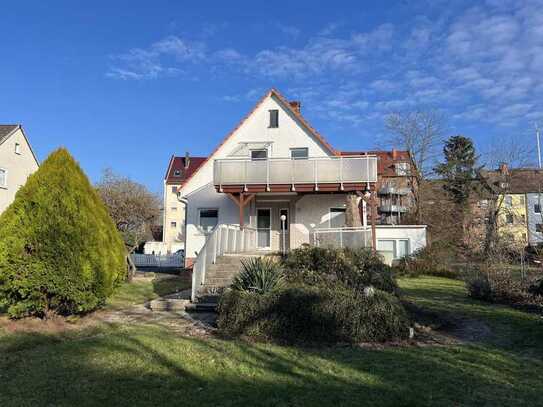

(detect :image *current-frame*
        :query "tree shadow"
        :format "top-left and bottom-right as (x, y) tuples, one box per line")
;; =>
(2, 321), (543, 407)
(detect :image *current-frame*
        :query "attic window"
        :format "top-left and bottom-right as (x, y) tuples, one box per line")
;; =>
(269, 110), (279, 128)
(15, 143), (21, 154)
(174, 169), (181, 176)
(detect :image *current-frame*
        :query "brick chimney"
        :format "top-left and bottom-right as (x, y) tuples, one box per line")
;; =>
(184, 152), (190, 169)
(499, 162), (509, 175)
(392, 148), (398, 160)
(289, 101), (301, 113)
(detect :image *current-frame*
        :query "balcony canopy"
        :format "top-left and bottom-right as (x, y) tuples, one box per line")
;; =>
(214, 155), (378, 193)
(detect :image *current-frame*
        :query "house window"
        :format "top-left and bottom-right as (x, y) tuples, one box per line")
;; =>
(290, 148), (309, 159)
(199, 208), (219, 233)
(171, 186), (177, 193)
(535, 204), (541, 214)
(251, 149), (268, 160)
(536, 224), (543, 233)
(174, 169), (181, 176)
(170, 221), (177, 228)
(329, 208), (346, 228)
(171, 207), (178, 211)
(269, 110), (279, 128)
(506, 214), (514, 224)
(15, 143), (21, 154)
(396, 162), (409, 176)
(504, 195), (512, 207)
(377, 239), (410, 259)
(0, 168), (6, 188)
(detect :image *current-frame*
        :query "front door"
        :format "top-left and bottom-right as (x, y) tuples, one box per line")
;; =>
(257, 208), (271, 249)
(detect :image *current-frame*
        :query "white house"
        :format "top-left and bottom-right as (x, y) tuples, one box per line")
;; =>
(176, 89), (426, 300)
(0, 125), (39, 214)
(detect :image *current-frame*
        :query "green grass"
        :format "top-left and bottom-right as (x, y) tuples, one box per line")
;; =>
(105, 274), (191, 310)
(1, 277), (543, 406)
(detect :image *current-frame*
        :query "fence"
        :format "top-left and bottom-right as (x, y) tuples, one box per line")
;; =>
(191, 224), (258, 302)
(311, 227), (372, 249)
(131, 253), (184, 269)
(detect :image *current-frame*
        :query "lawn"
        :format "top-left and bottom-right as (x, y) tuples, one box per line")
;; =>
(1, 276), (543, 406)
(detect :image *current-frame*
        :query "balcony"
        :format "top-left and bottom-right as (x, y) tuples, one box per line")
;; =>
(379, 204), (408, 213)
(379, 185), (410, 195)
(214, 155), (378, 193)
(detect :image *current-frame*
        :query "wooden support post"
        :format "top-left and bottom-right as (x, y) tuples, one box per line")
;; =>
(226, 193), (255, 230)
(370, 192), (377, 253)
(357, 189), (378, 253)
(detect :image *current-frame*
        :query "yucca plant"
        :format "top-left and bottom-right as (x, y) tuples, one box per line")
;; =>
(231, 257), (285, 294)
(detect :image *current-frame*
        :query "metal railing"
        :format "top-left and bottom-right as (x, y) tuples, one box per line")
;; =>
(191, 224), (257, 302)
(131, 253), (184, 268)
(214, 155), (378, 188)
(311, 227), (372, 249)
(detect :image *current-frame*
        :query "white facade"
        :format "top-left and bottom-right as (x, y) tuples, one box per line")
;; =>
(0, 126), (39, 214)
(179, 90), (426, 265)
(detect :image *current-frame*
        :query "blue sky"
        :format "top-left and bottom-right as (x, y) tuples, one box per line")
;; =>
(1, 0), (542, 193)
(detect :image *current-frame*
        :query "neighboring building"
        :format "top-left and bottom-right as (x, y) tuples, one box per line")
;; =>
(0, 125), (39, 214)
(477, 165), (543, 247)
(162, 153), (206, 253)
(342, 150), (417, 224)
(175, 89), (427, 299)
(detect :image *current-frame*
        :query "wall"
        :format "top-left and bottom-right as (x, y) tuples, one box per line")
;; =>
(526, 193), (543, 244)
(375, 225), (427, 253)
(0, 128), (39, 213)
(498, 193), (527, 244)
(162, 181), (185, 252)
(293, 193), (351, 247)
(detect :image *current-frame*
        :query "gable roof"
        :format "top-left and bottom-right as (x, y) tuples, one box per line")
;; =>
(0, 124), (19, 145)
(0, 124), (40, 166)
(164, 155), (207, 184)
(179, 88), (338, 190)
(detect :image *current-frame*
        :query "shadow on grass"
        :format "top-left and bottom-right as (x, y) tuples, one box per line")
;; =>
(1, 321), (543, 407)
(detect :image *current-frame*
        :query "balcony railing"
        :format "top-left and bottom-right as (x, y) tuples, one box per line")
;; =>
(214, 155), (378, 187)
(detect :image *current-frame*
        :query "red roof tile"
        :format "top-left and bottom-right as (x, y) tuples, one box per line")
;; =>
(164, 155), (207, 184)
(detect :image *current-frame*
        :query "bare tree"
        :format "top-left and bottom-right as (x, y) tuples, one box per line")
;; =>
(384, 109), (447, 221)
(96, 169), (161, 280)
(478, 134), (533, 258)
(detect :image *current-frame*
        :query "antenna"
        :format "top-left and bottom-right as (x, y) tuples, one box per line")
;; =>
(536, 122), (542, 169)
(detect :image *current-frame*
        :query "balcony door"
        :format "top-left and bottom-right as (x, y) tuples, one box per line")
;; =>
(257, 208), (271, 249)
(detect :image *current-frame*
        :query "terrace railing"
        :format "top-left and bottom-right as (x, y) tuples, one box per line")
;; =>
(311, 227), (372, 249)
(191, 224), (257, 302)
(214, 155), (378, 189)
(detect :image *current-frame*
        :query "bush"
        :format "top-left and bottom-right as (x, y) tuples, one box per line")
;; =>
(0, 149), (126, 318)
(394, 246), (459, 279)
(465, 266), (537, 305)
(282, 246), (398, 294)
(218, 282), (410, 343)
(231, 257), (285, 294)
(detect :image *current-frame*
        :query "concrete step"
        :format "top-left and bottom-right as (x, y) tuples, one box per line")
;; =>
(185, 302), (217, 312)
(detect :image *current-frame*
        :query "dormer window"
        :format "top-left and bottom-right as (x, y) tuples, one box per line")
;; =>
(251, 149), (268, 160)
(290, 148), (308, 159)
(15, 143), (21, 154)
(269, 110), (279, 128)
